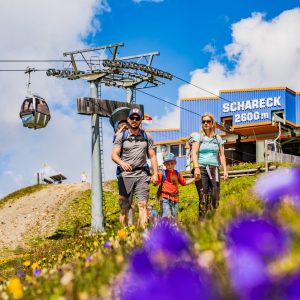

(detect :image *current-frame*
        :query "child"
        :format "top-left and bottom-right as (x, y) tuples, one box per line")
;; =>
(157, 153), (194, 219)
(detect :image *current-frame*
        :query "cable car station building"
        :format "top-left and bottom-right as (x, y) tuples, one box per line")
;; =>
(146, 87), (300, 171)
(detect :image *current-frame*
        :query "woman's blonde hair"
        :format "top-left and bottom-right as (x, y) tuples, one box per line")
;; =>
(200, 113), (216, 136)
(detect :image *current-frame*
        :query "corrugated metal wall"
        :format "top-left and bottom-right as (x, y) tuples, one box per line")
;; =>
(148, 130), (180, 143)
(296, 94), (300, 124)
(180, 99), (220, 137)
(285, 90), (295, 123)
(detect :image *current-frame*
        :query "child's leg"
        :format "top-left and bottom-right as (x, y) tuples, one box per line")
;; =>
(170, 201), (179, 219)
(161, 198), (172, 218)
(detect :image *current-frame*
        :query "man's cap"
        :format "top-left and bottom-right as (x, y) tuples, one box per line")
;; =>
(128, 108), (143, 118)
(163, 153), (176, 163)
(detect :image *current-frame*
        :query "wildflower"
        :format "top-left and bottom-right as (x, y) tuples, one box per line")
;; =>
(226, 216), (291, 300)
(86, 255), (92, 263)
(129, 225), (135, 231)
(226, 216), (290, 261)
(23, 260), (31, 267)
(144, 219), (190, 256)
(103, 241), (111, 248)
(118, 220), (217, 300)
(120, 260), (215, 300)
(253, 167), (300, 207)
(228, 249), (274, 300)
(33, 268), (41, 277)
(117, 228), (127, 240)
(31, 262), (39, 270)
(7, 277), (23, 299)
(280, 271), (300, 300)
(16, 270), (25, 278)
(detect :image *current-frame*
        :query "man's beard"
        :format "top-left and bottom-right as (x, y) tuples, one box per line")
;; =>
(129, 123), (139, 130)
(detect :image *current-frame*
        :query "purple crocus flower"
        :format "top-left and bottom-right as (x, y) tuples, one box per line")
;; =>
(16, 270), (25, 278)
(33, 268), (42, 277)
(253, 167), (300, 207)
(118, 220), (217, 300)
(280, 271), (300, 300)
(86, 255), (92, 263)
(144, 219), (190, 256)
(103, 241), (112, 248)
(120, 261), (216, 300)
(228, 249), (274, 300)
(227, 217), (290, 261)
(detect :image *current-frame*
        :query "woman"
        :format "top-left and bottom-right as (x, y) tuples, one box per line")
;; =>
(192, 113), (228, 218)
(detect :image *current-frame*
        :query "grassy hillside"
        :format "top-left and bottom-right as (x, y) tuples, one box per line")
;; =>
(1, 168), (300, 299)
(0, 185), (49, 208)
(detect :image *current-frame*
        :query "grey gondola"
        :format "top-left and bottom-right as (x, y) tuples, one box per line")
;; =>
(20, 95), (51, 129)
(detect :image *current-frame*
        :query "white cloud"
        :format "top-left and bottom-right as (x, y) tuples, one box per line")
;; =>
(0, 0), (117, 197)
(203, 43), (217, 55)
(143, 100), (180, 129)
(179, 8), (300, 99)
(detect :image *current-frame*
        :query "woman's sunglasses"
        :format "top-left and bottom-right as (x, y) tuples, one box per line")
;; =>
(129, 116), (141, 121)
(202, 119), (212, 124)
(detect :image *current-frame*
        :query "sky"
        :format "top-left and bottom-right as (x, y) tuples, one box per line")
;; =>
(1, 0), (300, 197)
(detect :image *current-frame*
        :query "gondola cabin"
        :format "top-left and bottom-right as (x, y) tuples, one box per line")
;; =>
(20, 95), (51, 129)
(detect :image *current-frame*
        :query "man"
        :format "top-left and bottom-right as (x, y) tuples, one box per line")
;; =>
(112, 108), (158, 228)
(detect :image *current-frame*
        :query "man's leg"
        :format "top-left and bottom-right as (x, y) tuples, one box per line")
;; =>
(135, 174), (150, 229)
(119, 196), (130, 226)
(118, 175), (135, 226)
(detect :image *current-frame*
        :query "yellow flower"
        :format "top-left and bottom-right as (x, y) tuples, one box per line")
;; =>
(129, 225), (135, 231)
(7, 277), (23, 299)
(31, 262), (39, 269)
(23, 260), (31, 267)
(117, 229), (127, 240)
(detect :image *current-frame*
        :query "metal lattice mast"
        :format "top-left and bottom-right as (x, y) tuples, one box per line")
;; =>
(98, 83), (106, 221)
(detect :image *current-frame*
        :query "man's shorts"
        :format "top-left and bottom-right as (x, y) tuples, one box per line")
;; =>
(118, 173), (150, 202)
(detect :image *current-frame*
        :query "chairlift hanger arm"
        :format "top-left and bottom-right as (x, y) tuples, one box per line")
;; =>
(63, 43), (124, 56)
(117, 52), (160, 66)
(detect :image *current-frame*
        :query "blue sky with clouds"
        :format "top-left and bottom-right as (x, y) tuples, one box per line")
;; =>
(87, 0), (300, 119)
(1, 0), (300, 197)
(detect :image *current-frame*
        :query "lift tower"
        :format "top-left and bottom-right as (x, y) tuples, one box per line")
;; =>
(47, 42), (173, 232)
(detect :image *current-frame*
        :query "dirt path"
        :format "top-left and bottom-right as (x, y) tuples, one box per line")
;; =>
(0, 183), (90, 252)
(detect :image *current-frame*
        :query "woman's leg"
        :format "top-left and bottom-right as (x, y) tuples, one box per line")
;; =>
(209, 167), (220, 209)
(200, 167), (211, 217)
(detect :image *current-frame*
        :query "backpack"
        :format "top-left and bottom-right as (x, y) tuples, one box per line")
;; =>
(116, 129), (151, 177)
(186, 133), (204, 171)
(156, 170), (180, 200)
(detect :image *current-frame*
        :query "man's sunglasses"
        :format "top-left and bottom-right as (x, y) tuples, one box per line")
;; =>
(202, 119), (212, 124)
(129, 116), (141, 121)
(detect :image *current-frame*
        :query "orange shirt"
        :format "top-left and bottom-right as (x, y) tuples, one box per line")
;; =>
(157, 170), (186, 202)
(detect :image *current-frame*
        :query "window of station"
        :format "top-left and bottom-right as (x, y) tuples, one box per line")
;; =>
(272, 110), (285, 121)
(222, 116), (233, 131)
(180, 144), (187, 157)
(170, 144), (180, 157)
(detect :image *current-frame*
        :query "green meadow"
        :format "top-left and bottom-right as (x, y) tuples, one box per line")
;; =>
(1, 163), (300, 299)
